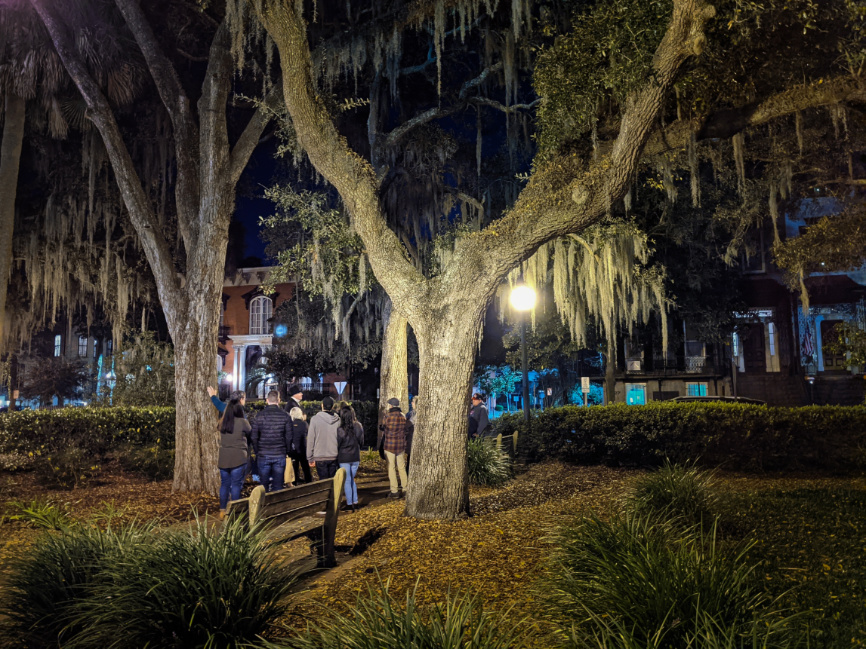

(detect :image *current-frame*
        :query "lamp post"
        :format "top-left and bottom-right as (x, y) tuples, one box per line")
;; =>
(510, 285), (536, 423)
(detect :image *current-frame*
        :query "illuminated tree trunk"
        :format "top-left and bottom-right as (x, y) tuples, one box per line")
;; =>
(0, 93), (25, 350)
(378, 298), (409, 427)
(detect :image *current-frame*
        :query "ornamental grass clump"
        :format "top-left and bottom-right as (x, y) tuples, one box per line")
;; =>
(64, 515), (295, 649)
(544, 511), (793, 648)
(263, 581), (533, 649)
(467, 437), (512, 487)
(0, 521), (153, 648)
(627, 460), (718, 528)
(0, 516), (294, 649)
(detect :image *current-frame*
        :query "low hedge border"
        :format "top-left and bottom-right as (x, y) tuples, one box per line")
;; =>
(0, 400), (379, 459)
(493, 402), (866, 472)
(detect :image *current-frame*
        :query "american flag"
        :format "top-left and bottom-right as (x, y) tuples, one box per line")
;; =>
(802, 325), (815, 359)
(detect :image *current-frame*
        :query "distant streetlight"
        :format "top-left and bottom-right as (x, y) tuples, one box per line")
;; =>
(510, 284), (536, 422)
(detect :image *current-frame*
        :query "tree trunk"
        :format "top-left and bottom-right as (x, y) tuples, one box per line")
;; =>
(405, 298), (484, 519)
(605, 337), (616, 405)
(378, 297), (409, 428)
(0, 94), (26, 350)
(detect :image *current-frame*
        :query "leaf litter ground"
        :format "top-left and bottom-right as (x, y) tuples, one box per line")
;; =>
(0, 461), (863, 645)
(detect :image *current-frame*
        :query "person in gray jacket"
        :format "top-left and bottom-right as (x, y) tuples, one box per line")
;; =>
(306, 396), (341, 480)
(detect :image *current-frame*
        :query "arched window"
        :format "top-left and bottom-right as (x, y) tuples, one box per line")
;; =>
(249, 296), (273, 335)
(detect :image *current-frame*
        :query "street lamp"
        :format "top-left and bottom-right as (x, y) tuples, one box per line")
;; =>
(510, 284), (536, 422)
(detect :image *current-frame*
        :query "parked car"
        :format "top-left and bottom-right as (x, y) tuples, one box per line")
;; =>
(669, 396), (766, 405)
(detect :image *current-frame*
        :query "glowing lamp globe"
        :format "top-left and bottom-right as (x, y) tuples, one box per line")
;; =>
(510, 285), (536, 312)
(275, 324), (288, 337)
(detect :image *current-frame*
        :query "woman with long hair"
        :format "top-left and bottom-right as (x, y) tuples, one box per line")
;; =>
(288, 406), (313, 484)
(336, 405), (365, 511)
(218, 390), (250, 519)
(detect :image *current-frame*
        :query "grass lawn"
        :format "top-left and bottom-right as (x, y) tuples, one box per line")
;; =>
(716, 476), (866, 648)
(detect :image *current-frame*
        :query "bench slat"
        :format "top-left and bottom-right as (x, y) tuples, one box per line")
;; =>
(261, 501), (328, 528)
(262, 482), (331, 507)
(259, 489), (331, 520)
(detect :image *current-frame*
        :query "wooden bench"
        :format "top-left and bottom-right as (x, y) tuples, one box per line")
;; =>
(226, 468), (346, 567)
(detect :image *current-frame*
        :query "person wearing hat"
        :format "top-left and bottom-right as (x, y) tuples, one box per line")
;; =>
(379, 397), (413, 497)
(468, 392), (489, 439)
(284, 383), (303, 414)
(283, 383), (311, 483)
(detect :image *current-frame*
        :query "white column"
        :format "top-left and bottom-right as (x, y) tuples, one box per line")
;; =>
(237, 345), (247, 392)
(232, 346), (240, 390)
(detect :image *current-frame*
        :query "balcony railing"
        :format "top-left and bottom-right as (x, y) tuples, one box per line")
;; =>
(617, 355), (730, 377)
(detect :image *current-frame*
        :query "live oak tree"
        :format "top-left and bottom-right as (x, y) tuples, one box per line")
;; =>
(241, 0), (716, 519)
(30, 0), (280, 492)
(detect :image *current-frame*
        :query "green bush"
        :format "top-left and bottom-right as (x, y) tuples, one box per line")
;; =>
(627, 460), (718, 528)
(467, 438), (512, 487)
(262, 581), (533, 649)
(115, 443), (175, 481)
(544, 511), (790, 648)
(494, 402), (866, 472)
(1, 517), (294, 649)
(0, 522), (153, 648)
(569, 609), (801, 649)
(5, 498), (71, 530)
(0, 406), (175, 457)
(36, 447), (101, 490)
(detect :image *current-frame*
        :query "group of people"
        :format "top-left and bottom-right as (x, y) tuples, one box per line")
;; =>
(209, 385), (490, 517)
(209, 383), (365, 518)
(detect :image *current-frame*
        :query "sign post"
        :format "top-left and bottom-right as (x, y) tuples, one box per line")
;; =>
(581, 377), (590, 407)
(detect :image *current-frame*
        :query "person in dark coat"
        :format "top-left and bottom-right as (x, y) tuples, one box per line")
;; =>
(468, 392), (490, 438)
(288, 406), (313, 484)
(336, 405), (365, 511)
(250, 390), (293, 492)
(284, 383), (303, 414)
(217, 393), (251, 519)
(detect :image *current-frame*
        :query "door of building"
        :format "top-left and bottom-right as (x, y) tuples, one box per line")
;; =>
(820, 320), (847, 371)
(741, 322), (766, 372)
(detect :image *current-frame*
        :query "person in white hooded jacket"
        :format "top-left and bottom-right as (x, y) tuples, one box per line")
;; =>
(307, 396), (341, 480)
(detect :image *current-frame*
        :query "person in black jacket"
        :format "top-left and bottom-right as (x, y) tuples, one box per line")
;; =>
(250, 390), (293, 492)
(336, 405), (365, 511)
(288, 406), (313, 484)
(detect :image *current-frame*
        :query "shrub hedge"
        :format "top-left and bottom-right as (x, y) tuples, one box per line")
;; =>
(0, 407), (176, 457)
(0, 400), (379, 459)
(493, 403), (866, 472)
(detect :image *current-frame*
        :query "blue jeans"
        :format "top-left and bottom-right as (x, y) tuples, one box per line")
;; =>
(339, 461), (360, 505)
(219, 464), (247, 510)
(258, 455), (286, 493)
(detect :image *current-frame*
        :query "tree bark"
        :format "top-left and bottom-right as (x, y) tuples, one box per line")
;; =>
(0, 94), (26, 350)
(405, 296), (484, 519)
(378, 297), (409, 429)
(604, 337), (616, 406)
(31, 0), (274, 494)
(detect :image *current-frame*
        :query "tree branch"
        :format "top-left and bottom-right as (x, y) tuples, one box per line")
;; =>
(639, 75), (866, 158)
(29, 0), (181, 322)
(470, 96), (540, 113)
(255, 0), (426, 310)
(381, 63), (503, 150)
(229, 81), (283, 186)
(114, 0), (201, 249)
(450, 0), (717, 285)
